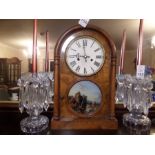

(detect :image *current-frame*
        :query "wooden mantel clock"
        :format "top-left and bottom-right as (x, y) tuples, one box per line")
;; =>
(51, 24), (118, 130)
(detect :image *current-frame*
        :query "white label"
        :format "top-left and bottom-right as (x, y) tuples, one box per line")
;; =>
(78, 19), (90, 28)
(136, 65), (146, 79)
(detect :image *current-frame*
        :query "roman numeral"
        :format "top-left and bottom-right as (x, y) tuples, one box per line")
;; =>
(96, 55), (102, 59)
(69, 55), (75, 58)
(70, 61), (76, 67)
(83, 39), (87, 47)
(94, 61), (100, 67)
(71, 48), (76, 51)
(76, 41), (81, 48)
(90, 41), (95, 48)
(84, 67), (87, 74)
(75, 65), (80, 72)
(91, 67), (94, 72)
(94, 48), (101, 52)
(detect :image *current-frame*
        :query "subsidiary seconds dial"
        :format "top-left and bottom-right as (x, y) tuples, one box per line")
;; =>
(66, 36), (105, 76)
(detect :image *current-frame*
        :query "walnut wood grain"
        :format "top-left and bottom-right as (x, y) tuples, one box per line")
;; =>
(51, 24), (118, 130)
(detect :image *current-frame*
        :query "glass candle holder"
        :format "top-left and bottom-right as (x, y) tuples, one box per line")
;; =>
(18, 72), (54, 134)
(116, 74), (153, 134)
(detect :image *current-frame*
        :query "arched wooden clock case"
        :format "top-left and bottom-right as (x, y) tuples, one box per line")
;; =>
(51, 25), (118, 130)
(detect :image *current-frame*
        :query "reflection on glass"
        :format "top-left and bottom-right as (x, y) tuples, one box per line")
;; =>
(68, 81), (102, 115)
(61, 36), (75, 53)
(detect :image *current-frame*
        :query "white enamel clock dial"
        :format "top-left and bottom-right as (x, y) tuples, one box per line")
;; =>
(66, 36), (105, 76)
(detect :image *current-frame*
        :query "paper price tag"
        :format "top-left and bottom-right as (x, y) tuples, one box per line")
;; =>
(136, 65), (146, 79)
(78, 19), (90, 28)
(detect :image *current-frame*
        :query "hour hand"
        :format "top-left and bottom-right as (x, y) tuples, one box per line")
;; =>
(80, 55), (90, 58)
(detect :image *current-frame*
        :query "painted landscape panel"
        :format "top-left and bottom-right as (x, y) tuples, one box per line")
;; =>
(68, 81), (102, 115)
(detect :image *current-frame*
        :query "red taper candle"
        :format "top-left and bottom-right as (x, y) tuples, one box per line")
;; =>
(45, 31), (49, 72)
(137, 19), (144, 66)
(119, 29), (126, 74)
(32, 19), (37, 73)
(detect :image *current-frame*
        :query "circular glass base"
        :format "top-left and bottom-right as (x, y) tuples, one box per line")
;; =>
(20, 115), (49, 134)
(123, 113), (151, 135)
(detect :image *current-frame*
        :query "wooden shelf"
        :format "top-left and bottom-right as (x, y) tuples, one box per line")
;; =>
(0, 100), (19, 108)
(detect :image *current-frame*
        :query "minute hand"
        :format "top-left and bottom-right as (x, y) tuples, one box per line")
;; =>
(83, 46), (86, 56)
(83, 46), (89, 62)
(80, 55), (90, 58)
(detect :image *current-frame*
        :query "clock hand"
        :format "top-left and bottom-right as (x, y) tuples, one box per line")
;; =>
(80, 55), (90, 58)
(83, 46), (86, 56)
(68, 53), (90, 62)
(83, 46), (88, 62)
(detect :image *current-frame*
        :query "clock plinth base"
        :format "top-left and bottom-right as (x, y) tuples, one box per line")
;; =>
(51, 117), (118, 130)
